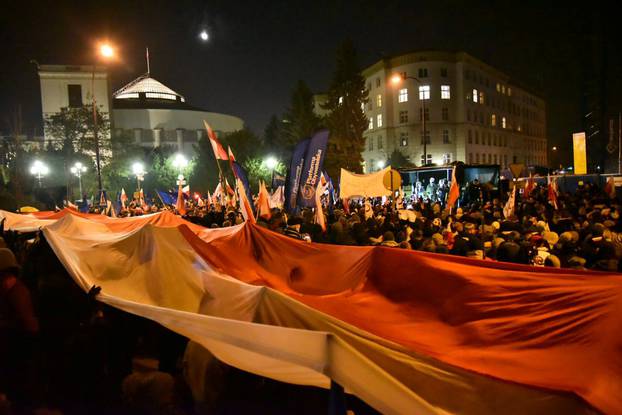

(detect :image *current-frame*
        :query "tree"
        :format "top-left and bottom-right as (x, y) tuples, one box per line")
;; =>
(281, 80), (321, 156)
(263, 115), (288, 162)
(322, 39), (369, 179)
(386, 149), (415, 169)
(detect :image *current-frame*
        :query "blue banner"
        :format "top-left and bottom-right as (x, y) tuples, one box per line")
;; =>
(272, 171), (286, 189)
(232, 161), (254, 214)
(297, 130), (329, 208)
(156, 190), (176, 206)
(285, 137), (311, 212)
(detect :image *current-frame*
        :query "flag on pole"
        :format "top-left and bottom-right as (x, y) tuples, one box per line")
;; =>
(203, 120), (229, 160)
(176, 184), (187, 215)
(446, 166), (460, 209)
(605, 176), (616, 199)
(139, 189), (149, 211)
(269, 186), (285, 209)
(285, 137), (311, 212)
(256, 181), (271, 220)
(120, 188), (128, 208)
(524, 175), (535, 199)
(547, 176), (558, 209)
(314, 173), (328, 232)
(503, 186), (517, 218)
(236, 178), (256, 224)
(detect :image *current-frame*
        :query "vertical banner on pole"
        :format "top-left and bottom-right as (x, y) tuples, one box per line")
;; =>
(573, 132), (587, 175)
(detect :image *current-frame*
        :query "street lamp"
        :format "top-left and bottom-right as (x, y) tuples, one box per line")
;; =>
(132, 162), (145, 191)
(92, 41), (117, 194)
(30, 160), (49, 187)
(70, 162), (87, 200)
(376, 159), (386, 170)
(391, 73), (428, 166)
(265, 156), (278, 188)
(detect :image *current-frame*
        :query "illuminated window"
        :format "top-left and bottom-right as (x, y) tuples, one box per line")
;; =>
(479, 91), (484, 104)
(376, 94), (382, 107)
(116, 92), (139, 99)
(419, 85), (430, 100)
(377, 114), (383, 128)
(400, 132), (409, 147)
(398, 88), (408, 103)
(501, 85), (506, 95)
(399, 110), (408, 123)
(145, 92), (177, 100)
(496, 83), (501, 92)
(442, 153), (452, 164)
(508, 87), (512, 96)
(360, 103), (365, 112)
(442, 130), (450, 144)
(338, 96), (344, 104)
(472, 89), (478, 103)
(421, 153), (433, 165)
(502, 117), (507, 129)
(491, 114), (496, 126)
(441, 85), (451, 99)
(368, 118), (373, 130)
(442, 107), (448, 120)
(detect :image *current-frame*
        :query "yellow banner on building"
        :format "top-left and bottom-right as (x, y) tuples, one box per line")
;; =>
(573, 132), (587, 174)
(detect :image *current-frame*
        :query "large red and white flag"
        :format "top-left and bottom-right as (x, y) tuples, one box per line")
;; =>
(524, 175), (535, 198)
(548, 176), (558, 209)
(203, 121), (229, 160)
(236, 178), (256, 224)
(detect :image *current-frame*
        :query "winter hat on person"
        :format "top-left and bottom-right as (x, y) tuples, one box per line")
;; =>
(542, 231), (559, 247)
(0, 248), (19, 273)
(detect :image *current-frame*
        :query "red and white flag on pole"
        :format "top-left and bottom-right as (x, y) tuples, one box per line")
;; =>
(605, 176), (616, 199)
(446, 166), (460, 209)
(256, 181), (272, 220)
(236, 178), (256, 224)
(176, 184), (187, 215)
(524, 174), (535, 198)
(314, 173), (328, 232)
(120, 188), (128, 208)
(548, 176), (558, 210)
(203, 120), (229, 160)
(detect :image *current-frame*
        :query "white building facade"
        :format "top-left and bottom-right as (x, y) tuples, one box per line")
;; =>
(362, 51), (547, 172)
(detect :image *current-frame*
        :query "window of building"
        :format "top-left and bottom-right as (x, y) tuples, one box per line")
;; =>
(67, 84), (82, 108)
(399, 110), (408, 123)
(440, 67), (448, 77)
(368, 117), (373, 130)
(419, 85), (430, 100)
(441, 85), (451, 99)
(377, 135), (383, 149)
(479, 112), (484, 124)
(501, 85), (506, 95)
(493, 135), (497, 146)
(488, 154), (492, 164)
(487, 135), (491, 146)
(367, 136), (373, 151)
(507, 87), (512, 96)
(419, 107), (430, 121)
(476, 153), (480, 163)
(468, 153), (473, 164)
(400, 132), (409, 147)
(491, 114), (496, 126)
(472, 89), (478, 103)
(376, 77), (381, 87)
(479, 91), (485, 104)
(442, 153), (452, 164)
(442, 129), (450, 144)
(338, 96), (344, 104)
(442, 107), (448, 121)
(468, 130), (472, 144)
(420, 130), (430, 145)
(421, 153), (433, 165)
(369, 159), (375, 172)
(418, 68), (428, 78)
(496, 83), (501, 92)
(377, 114), (383, 128)
(398, 88), (408, 103)
(502, 116), (507, 129)
(376, 94), (382, 108)
(475, 131), (479, 144)
(494, 154), (498, 164)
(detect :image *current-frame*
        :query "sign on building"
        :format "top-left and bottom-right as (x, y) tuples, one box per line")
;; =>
(572, 132), (587, 175)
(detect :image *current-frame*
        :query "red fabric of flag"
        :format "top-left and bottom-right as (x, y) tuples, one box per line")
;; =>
(446, 167), (460, 208)
(203, 121), (229, 160)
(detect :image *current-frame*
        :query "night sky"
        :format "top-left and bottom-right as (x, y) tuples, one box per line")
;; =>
(1, 1), (620, 165)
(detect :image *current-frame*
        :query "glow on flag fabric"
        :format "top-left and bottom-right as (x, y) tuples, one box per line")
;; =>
(1, 209), (621, 413)
(340, 167), (392, 199)
(446, 166), (460, 209)
(203, 120), (229, 160)
(503, 185), (516, 218)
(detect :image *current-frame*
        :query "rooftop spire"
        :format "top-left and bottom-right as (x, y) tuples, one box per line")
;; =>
(146, 47), (150, 75)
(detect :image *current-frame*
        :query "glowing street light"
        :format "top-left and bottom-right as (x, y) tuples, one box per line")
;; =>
(376, 160), (386, 170)
(99, 43), (115, 59)
(265, 156), (278, 170)
(30, 160), (49, 187)
(173, 153), (189, 173)
(132, 162), (146, 191)
(199, 30), (209, 41)
(70, 162), (87, 200)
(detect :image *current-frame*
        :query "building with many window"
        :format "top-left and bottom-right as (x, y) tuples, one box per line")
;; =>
(362, 51), (547, 172)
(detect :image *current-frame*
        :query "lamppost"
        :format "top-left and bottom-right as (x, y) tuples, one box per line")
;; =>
(132, 162), (145, 192)
(70, 162), (87, 200)
(30, 160), (49, 187)
(92, 42), (116, 194)
(391, 74), (428, 166)
(265, 156), (278, 188)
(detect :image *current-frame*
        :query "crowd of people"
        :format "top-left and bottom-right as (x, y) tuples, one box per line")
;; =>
(84, 179), (622, 272)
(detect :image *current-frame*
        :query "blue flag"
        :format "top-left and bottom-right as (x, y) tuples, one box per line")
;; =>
(156, 190), (176, 206)
(297, 130), (329, 208)
(285, 137), (311, 212)
(272, 171), (286, 189)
